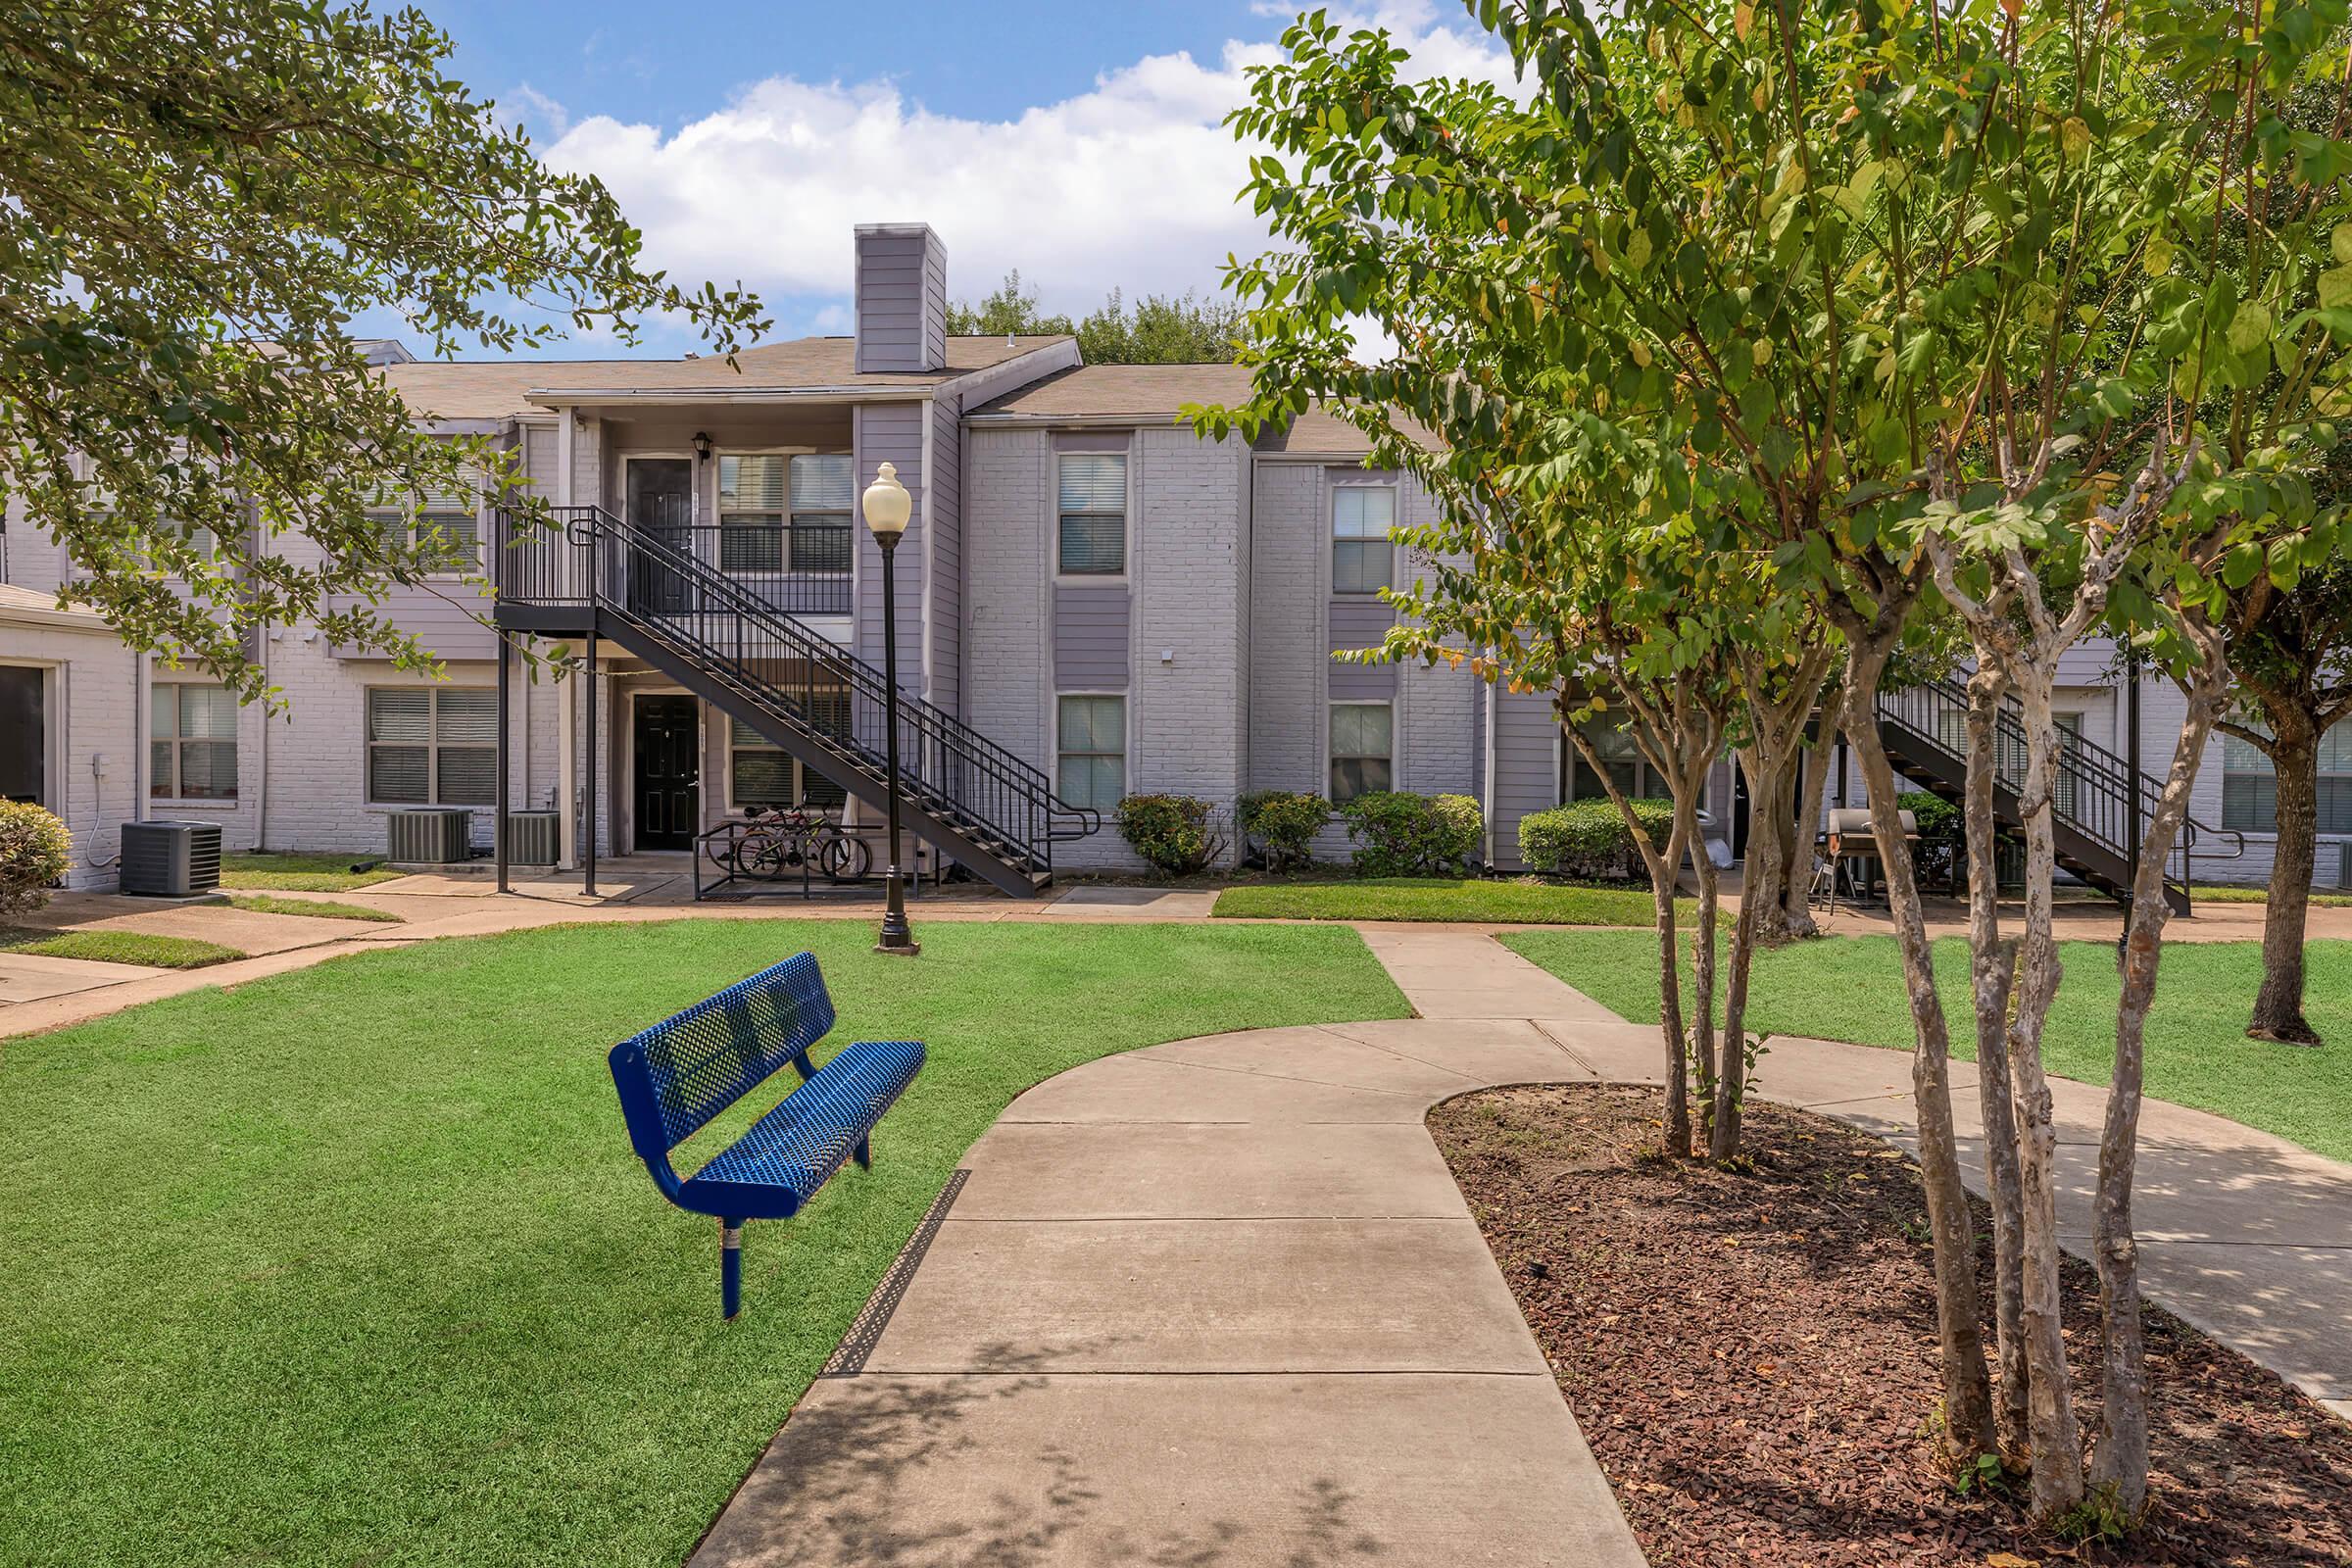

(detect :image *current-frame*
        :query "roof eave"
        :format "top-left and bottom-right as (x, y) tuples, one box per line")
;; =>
(525, 386), (936, 409)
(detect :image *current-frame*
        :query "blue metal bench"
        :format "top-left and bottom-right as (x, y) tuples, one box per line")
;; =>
(607, 952), (924, 1318)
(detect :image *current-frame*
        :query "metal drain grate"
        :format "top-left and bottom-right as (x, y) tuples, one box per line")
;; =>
(819, 1168), (967, 1377)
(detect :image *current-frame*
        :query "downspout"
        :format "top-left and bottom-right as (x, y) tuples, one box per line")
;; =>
(1483, 678), (1498, 869)
(556, 410), (578, 869)
(254, 613), (270, 852)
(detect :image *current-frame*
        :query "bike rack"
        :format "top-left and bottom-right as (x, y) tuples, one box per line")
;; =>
(691, 817), (926, 904)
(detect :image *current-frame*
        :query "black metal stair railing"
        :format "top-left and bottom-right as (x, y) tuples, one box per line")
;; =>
(495, 504), (1101, 878)
(1877, 678), (2244, 901)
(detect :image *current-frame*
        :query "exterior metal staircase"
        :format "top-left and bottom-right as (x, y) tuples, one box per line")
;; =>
(1876, 679), (2242, 916)
(492, 504), (1100, 896)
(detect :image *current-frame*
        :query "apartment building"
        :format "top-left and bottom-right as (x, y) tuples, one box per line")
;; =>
(0, 222), (2336, 895)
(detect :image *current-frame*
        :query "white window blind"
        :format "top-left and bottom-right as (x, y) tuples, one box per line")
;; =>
(1332, 487), (1396, 594)
(1056, 695), (1126, 809)
(1329, 702), (1394, 802)
(368, 687), (495, 805)
(151, 685), (238, 800)
(1057, 454), (1126, 575)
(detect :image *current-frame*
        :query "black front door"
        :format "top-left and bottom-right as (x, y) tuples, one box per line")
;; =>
(0, 666), (43, 804)
(633, 695), (699, 852)
(626, 458), (695, 615)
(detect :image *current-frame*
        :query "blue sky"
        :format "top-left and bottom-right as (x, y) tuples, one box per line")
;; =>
(359, 2), (1515, 359)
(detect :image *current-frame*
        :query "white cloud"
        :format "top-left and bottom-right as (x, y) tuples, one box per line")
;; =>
(535, 9), (1516, 322)
(508, 82), (571, 140)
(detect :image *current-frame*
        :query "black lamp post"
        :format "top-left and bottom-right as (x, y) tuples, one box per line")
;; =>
(862, 460), (919, 956)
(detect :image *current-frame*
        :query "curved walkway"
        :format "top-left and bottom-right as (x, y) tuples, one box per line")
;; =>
(692, 927), (2352, 1568)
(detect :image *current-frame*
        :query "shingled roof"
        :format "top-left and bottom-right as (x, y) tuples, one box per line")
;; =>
(971, 364), (1436, 457)
(377, 334), (1072, 420)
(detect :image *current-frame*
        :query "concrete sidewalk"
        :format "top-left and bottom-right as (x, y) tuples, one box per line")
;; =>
(692, 1015), (1656, 1565)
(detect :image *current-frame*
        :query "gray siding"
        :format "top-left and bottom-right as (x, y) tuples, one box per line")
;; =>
(1490, 689), (1562, 869)
(854, 402), (926, 687)
(927, 389), (963, 717)
(964, 425), (1049, 769)
(1328, 597), (1396, 699)
(853, 225), (948, 373)
(1246, 462), (1326, 794)
(1053, 584), (1130, 688)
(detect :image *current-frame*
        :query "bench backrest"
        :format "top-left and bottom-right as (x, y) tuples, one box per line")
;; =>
(609, 953), (837, 1163)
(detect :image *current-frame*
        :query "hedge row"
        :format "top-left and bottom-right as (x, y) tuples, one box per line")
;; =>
(1109, 789), (1486, 877)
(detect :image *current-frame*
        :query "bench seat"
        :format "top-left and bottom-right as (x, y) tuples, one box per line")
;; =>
(681, 1038), (925, 1218)
(607, 952), (926, 1316)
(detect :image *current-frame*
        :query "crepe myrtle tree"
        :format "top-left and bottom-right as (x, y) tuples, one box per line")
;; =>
(0, 1), (767, 704)
(1200, 0), (2350, 1513)
(2219, 479), (2352, 1047)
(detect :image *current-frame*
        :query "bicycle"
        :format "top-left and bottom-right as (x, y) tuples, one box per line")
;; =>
(721, 803), (872, 884)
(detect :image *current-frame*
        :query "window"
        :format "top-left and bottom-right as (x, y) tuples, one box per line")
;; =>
(1057, 454), (1126, 575)
(370, 475), (480, 570)
(1329, 702), (1394, 802)
(151, 684), (237, 800)
(1056, 696), (1126, 809)
(717, 453), (855, 574)
(367, 688), (496, 805)
(1568, 719), (1649, 803)
(2225, 720), (2352, 834)
(1332, 486), (1396, 594)
(727, 692), (851, 811)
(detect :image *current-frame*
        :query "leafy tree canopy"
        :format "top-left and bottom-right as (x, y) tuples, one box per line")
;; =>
(0, 1), (767, 702)
(947, 270), (1245, 364)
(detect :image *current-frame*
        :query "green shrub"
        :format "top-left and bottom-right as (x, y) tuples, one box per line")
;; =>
(1519, 797), (1674, 880)
(1338, 791), (1484, 876)
(1896, 790), (1960, 841)
(0, 801), (72, 916)
(1236, 790), (1331, 871)
(1112, 794), (1227, 876)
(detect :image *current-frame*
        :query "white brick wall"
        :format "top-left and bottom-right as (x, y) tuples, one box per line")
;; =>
(1, 618), (139, 890)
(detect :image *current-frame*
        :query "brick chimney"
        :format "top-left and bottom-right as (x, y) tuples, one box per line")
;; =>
(853, 223), (949, 373)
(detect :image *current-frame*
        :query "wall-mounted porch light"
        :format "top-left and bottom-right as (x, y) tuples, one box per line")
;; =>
(691, 431), (713, 462)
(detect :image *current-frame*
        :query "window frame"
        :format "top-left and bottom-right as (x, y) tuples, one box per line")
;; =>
(1327, 700), (1396, 804)
(368, 479), (485, 576)
(1330, 482), (1398, 596)
(150, 681), (239, 804)
(1054, 452), (1130, 580)
(364, 685), (498, 808)
(2224, 718), (2352, 835)
(724, 709), (853, 814)
(1054, 692), (1128, 811)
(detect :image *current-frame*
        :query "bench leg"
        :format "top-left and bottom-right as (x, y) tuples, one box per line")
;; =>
(720, 1218), (746, 1319)
(854, 1135), (871, 1170)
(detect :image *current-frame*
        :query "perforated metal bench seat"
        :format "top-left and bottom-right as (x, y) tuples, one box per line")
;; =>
(680, 1038), (924, 1217)
(608, 953), (925, 1316)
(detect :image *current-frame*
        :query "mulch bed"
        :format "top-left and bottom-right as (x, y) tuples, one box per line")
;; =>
(1429, 1084), (2352, 1567)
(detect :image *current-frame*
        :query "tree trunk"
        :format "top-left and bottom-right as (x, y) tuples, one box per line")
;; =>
(1961, 668), (2033, 1459)
(1782, 721), (1835, 940)
(1741, 744), (1796, 944)
(1749, 747), (1796, 945)
(2092, 653), (2230, 1521)
(1688, 788), (1722, 1153)
(1842, 656), (2000, 1463)
(2249, 713), (2322, 1045)
(1713, 807), (1761, 1159)
(2006, 671), (2087, 1519)
(1572, 725), (1694, 1155)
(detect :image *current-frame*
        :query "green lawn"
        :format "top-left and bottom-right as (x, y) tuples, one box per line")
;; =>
(0, 918), (1409, 1568)
(220, 851), (404, 893)
(224, 893), (403, 922)
(1505, 929), (2352, 1162)
(1213, 875), (1684, 925)
(2190, 882), (2352, 907)
(0, 926), (245, 968)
